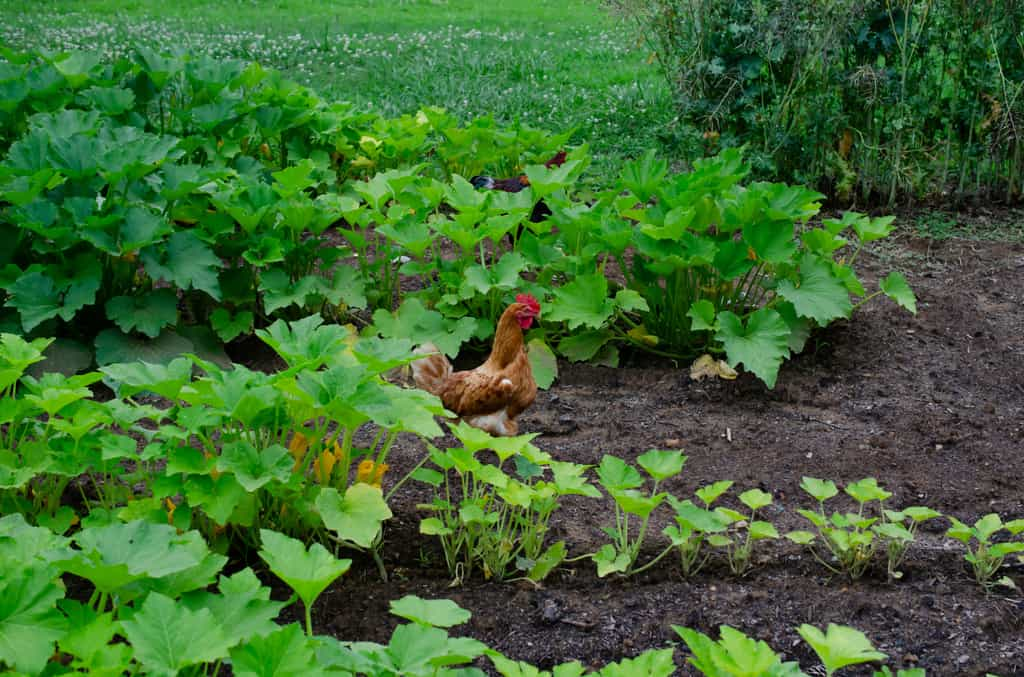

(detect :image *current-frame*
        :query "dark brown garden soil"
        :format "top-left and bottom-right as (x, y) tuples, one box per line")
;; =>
(289, 233), (1024, 676)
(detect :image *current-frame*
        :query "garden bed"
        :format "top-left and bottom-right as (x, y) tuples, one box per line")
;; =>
(308, 233), (1024, 676)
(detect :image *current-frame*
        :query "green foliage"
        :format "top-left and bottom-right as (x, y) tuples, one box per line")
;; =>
(714, 488), (780, 576)
(526, 149), (913, 386)
(0, 332), (1012, 676)
(946, 513), (1024, 590)
(316, 484), (393, 549)
(0, 564), (68, 674)
(389, 595), (472, 628)
(788, 477), (942, 582)
(787, 477), (887, 579)
(98, 316), (445, 546)
(798, 624), (888, 676)
(230, 623), (323, 677)
(258, 529), (351, 635)
(674, 622), (917, 677)
(57, 520), (224, 605)
(674, 624), (806, 677)
(593, 450), (685, 577)
(1, 46), (911, 389)
(608, 0), (1024, 204)
(877, 506), (941, 581)
(120, 592), (234, 676)
(664, 481), (779, 578)
(664, 481), (733, 577)
(0, 46), (579, 365)
(318, 596), (488, 676)
(417, 422), (599, 583)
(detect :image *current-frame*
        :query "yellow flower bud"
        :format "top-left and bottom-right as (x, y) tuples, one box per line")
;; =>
(204, 451), (221, 480)
(165, 498), (176, 525)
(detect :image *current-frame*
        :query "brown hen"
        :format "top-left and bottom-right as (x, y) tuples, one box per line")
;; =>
(411, 295), (540, 436)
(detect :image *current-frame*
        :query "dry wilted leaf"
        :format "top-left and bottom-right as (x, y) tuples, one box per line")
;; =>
(689, 354), (738, 381)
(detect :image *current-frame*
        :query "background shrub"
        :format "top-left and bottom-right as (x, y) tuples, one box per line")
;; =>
(605, 0), (1024, 204)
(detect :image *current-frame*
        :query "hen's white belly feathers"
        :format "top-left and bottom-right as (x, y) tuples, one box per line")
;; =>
(463, 409), (514, 437)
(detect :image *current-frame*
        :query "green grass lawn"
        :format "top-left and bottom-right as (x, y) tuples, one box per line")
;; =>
(0, 0), (675, 183)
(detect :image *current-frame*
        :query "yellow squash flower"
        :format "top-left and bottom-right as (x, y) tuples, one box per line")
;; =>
(314, 449), (337, 485)
(289, 431), (310, 471)
(356, 459), (375, 483)
(356, 460), (389, 488)
(373, 463), (389, 487)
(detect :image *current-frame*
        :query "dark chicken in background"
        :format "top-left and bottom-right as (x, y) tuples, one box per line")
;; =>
(470, 151), (567, 242)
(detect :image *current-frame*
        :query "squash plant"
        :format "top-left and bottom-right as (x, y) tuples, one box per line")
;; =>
(545, 148), (917, 387)
(416, 421), (601, 583)
(0, 333), (138, 526)
(100, 315), (446, 556)
(0, 47), (574, 366)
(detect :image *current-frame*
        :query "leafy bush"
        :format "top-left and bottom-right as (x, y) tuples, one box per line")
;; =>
(102, 316), (445, 553)
(543, 148), (916, 386)
(605, 0), (1024, 204)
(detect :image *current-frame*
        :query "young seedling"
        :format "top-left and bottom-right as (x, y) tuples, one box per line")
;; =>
(317, 594), (487, 674)
(663, 480), (733, 577)
(257, 529), (351, 635)
(416, 424), (600, 583)
(946, 514), (1024, 590)
(798, 623), (887, 676)
(673, 624), (805, 676)
(786, 477), (890, 579)
(713, 488), (780, 576)
(873, 506), (942, 582)
(594, 450), (686, 577)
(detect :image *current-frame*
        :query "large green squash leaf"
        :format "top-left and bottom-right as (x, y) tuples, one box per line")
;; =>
(0, 566), (67, 674)
(775, 257), (852, 325)
(141, 231), (222, 300)
(715, 308), (791, 388)
(120, 592), (233, 676)
(545, 274), (614, 330)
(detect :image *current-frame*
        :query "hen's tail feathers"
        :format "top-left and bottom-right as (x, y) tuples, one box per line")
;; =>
(411, 342), (452, 396)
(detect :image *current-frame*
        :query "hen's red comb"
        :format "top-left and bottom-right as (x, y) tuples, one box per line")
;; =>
(516, 293), (541, 313)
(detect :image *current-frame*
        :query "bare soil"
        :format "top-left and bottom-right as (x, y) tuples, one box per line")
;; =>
(296, 234), (1024, 676)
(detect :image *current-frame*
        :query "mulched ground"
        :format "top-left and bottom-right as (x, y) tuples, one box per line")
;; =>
(282, 231), (1024, 676)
